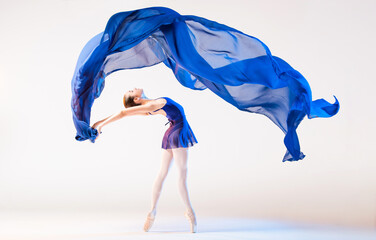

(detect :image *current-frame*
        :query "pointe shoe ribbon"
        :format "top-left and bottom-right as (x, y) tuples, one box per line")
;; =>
(143, 215), (155, 232)
(184, 210), (197, 233)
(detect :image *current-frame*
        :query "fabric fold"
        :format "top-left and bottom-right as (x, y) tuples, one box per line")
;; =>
(71, 7), (339, 162)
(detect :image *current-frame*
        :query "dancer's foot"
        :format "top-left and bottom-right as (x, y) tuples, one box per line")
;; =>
(184, 209), (197, 233)
(143, 211), (156, 232)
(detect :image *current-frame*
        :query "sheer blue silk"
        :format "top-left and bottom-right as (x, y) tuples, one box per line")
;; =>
(71, 7), (339, 162)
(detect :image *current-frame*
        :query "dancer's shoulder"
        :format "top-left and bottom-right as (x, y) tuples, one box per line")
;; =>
(150, 97), (167, 112)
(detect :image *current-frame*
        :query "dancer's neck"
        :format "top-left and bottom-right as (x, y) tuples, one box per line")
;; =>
(139, 92), (153, 105)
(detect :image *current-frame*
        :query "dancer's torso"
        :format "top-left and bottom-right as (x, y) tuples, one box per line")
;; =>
(149, 97), (185, 121)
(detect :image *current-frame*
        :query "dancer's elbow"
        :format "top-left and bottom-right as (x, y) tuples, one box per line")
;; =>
(120, 109), (127, 117)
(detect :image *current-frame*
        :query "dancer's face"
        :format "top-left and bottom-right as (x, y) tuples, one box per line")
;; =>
(124, 88), (144, 105)
(126, 88), (143, 99)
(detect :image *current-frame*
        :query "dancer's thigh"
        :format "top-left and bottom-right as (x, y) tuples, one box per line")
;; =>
(159, 148), (173, 174)
(171, 147), (188, 170)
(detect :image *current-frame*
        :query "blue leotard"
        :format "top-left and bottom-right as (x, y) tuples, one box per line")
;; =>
(148, 97), (198, 149)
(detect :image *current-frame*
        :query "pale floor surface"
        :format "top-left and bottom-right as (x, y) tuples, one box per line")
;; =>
(0, 212), (375, 240)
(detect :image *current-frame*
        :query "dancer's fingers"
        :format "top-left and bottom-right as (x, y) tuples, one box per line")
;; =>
(95, 131), (101, 140)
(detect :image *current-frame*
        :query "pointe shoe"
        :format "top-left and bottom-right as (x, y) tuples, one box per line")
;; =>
(184, 210), (197, 233)
(143, 214), (155, 232)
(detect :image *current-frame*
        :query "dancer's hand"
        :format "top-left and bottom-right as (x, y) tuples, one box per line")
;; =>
(96, 126), (103, 140)
(91, 121), (101, 129)
(91, 123), (103, 141)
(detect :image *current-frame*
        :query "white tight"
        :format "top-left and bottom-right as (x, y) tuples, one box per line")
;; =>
(148, 147), (194, 216)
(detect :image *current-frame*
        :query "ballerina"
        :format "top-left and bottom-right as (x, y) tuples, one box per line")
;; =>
(91, 88), (198, 233)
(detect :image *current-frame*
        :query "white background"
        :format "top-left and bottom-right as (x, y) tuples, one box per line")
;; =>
(0, 0), (375, 229)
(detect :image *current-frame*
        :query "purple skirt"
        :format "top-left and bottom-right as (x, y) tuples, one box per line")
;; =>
(162, 118), (198, 149)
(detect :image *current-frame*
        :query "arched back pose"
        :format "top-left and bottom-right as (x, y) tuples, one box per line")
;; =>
(91, 88), (198, 233)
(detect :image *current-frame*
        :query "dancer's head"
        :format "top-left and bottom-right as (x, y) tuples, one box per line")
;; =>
(123, 88), (144, 108)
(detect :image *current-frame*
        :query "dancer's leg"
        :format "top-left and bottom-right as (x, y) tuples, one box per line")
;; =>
(172, 147), (197, 232)
(171, 147), (194, 212)
(144, 148), (173, 232)
(149, 148), (173, 216)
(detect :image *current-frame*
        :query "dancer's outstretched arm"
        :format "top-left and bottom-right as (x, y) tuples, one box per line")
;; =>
(91, 103), (160, 139)
(91, 115), (113, 129)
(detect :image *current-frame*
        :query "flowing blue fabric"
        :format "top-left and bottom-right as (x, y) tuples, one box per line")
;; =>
(71, 7), (339, 162)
